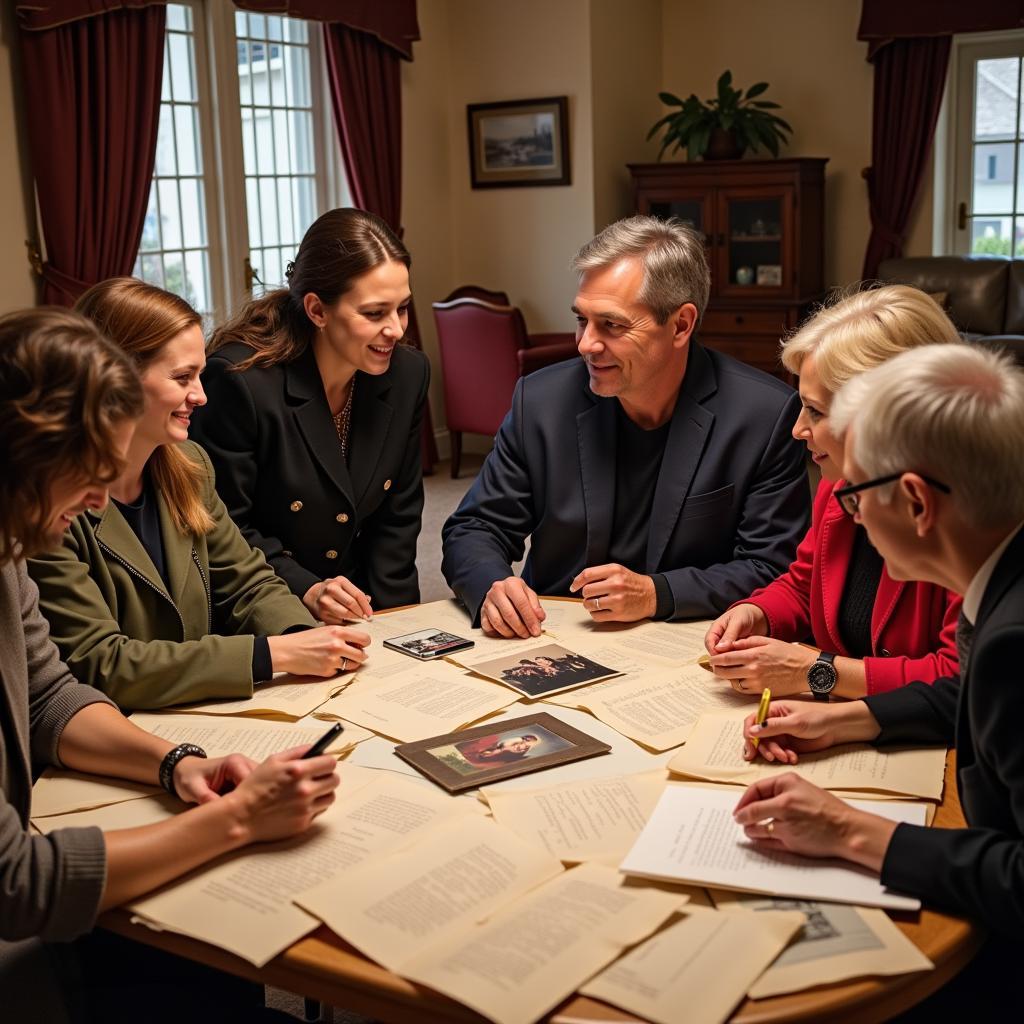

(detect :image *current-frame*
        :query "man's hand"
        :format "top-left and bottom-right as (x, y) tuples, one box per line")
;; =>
(733, 773), (897, 872)
(741, 699), (881, 764)
(709, 636), (817, 696)
(569, 564), (656, 622)
(173, 753), (256, 804)
(481, 577), (546, 638)
(704, 603), (769, 653)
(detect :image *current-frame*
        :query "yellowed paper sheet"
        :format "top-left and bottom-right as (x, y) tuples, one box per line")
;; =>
(711, 893), (933, 997)
(32, 772), (161, 819)
(173, 673), (347, 720)
(548, 666), (749, 750)
(296, 815), (564, 971)
(482, 772), (667, 865)
(620, 784), (927, 910)
(669, 712), (946, 799)
(581, 906), (805, 1024)
(128, 772), (480, 966)
(312, 659), (517, 741)
(34, 793), (181, 833)
(400, 863), (687, 1024)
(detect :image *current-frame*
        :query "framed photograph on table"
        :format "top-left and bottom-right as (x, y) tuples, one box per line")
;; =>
(395, 713), (609, 793)
(467, 96), (571, 189)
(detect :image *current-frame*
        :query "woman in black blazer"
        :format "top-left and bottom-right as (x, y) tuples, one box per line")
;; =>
(192, 209), (429, 620)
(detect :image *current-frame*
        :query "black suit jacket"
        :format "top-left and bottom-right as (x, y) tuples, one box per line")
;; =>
(191, 341), (429, 610)
(864, 527), (1024, 935)
(441, 342), (809, 622)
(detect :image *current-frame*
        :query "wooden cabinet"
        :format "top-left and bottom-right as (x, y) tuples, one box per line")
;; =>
(629, 158), (827, 378)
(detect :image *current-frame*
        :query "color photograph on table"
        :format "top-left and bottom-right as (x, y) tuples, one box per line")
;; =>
(468, 642), (621, 699)
(395, 713), (611, 793)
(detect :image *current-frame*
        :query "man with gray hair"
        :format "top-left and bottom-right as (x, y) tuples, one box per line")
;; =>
(735, 343), (1024, 961)
(442, 215), (808, 636)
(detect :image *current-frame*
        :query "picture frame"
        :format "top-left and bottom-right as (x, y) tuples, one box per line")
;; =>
(394, 713), (610, 793)
(463, 642), (620, 701)
(467, 96), (571, 189)
(756, 263), (783, 286)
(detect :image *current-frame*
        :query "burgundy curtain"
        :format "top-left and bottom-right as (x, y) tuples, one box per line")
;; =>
(860, 37), (951, 280)
(324, 21), (437, 471)
(19, 5), (165, 304)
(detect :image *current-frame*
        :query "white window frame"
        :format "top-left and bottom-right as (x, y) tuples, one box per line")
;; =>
(934, 30), (1024, 256)
(153, 0), (346, 321)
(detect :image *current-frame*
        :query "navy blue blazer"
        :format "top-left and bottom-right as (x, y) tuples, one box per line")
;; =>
(441, 341), (809, 622)
(865, 526), (1024, 935)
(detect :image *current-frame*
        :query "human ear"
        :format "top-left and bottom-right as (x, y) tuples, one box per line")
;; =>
(672, 303), (699, 348)
(302, 292), (325, 329)
(900, 474), (936, 538)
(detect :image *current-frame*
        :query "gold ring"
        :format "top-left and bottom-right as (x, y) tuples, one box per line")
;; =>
(766, 820), (775, 835)
(594, 597), (601, 610)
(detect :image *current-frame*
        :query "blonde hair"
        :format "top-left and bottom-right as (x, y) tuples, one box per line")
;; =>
(76, 278), (215, 536)
(0, 308), (142, 563)
(831, 344), (1024, 530)
(572, 215), (711, 324)
(781, 285), (961, 393)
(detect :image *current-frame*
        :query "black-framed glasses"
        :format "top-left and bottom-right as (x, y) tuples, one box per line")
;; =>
(834, 473), (951, 517)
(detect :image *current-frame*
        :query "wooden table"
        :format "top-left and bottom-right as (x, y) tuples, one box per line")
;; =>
(102, 747), (980, 1024)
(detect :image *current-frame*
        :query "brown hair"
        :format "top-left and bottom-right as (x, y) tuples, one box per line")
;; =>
(208, 207), (411, 369)
(76, 278), (214, 536)
(0, 307), (143, 563)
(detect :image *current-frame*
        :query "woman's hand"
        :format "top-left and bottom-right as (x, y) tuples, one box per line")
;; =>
(741, 699), (881, 764)
(173, 753), (255, 804)
(267, 625), (370, 677)
(225, 746), (340, 843)
(709, 636), (817, 696)
(303, 576), (373, 624)
(704, 603), (769, 653)
(733, 773), (897, 871)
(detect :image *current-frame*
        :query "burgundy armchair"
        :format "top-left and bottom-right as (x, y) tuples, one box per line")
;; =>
(433, 293), (577, 477)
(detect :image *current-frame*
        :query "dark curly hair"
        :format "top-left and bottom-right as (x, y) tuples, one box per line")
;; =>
(0, 307), (143, 563)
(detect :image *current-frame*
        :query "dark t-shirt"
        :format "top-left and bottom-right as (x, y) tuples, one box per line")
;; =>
(608, 403), (673, 619)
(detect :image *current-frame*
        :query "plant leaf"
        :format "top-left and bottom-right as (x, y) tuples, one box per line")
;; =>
(658, 91), (684, 107)
(717, 69), (733, 92)
(645, 113), (675, 140)
(751, 100), (782, 109)
(744, 82), (769, 99)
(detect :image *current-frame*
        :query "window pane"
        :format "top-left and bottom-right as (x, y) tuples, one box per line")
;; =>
(180, 179), (205, 248)
(973, 142), (1015, 213)
(277, 177), (295, 244)
(235, 10), (249, 36)
(246, 178), (262, 247)
(174, 104), (200, 175)
(286, 18), (308, 44)
(273, 109), (290, 171)
(249, 14), (267, 38)
(140, 182), (161, 250)
(266, 15), (284, 42)
(292, 110), (314, 173)
(263, 247), (284, 289)
(293, 177), (316, 232)
(237, 41), (253, 105)
(168, 32), (195, 103)
(254, 109), (274, 174)
(140, 253), (166, 288)
(184, 250), (209, 313)
(259, 178), (280, 245)
(166, 4), (189, 31)
(283, 45), (310, 107)
(971, 216), (1013, 255)
(161, 38), (172, 102)
(975, 58), (1019, 140)
(159, 179), (183, 249)
(155, 104), (177, 176)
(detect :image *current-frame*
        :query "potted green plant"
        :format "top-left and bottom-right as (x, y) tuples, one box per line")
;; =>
(648, 71), (792, 161)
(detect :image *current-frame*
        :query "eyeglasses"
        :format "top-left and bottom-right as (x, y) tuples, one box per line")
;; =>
(833, 473), (951, 517)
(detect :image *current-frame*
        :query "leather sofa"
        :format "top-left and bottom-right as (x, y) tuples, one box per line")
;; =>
(878, 255), (1024, 362)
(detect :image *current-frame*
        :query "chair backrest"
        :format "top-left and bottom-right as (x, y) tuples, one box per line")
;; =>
(432, 298), (530, 436)
(440, 284), (511, 306)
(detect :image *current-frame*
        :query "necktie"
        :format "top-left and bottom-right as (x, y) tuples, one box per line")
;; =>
(955, 610), (975, 675)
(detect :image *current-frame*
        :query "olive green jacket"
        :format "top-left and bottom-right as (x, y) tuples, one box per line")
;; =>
(28, 442), (315, 710)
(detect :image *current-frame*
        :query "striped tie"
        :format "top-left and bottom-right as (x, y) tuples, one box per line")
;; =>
(956, 610), (975, 675)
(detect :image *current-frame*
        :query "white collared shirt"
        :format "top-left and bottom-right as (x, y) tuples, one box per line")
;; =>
(962, 522), (1024, 625)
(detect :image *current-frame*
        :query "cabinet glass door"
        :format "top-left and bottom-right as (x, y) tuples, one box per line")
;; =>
(717, 189), (793, 295)
(642, 191), (709, 243)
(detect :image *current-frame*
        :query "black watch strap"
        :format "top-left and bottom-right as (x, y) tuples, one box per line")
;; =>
(159, 743), (207, 795)
(810, 650), (837, 702)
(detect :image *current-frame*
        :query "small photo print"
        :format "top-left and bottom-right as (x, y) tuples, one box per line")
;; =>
(394, 712), (611, 793)
(384, 629), (472, 658)
(426, 724), (573, 777)
(468, 642), (620, 699)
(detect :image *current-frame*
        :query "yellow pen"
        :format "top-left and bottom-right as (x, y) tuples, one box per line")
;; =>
(751, 687), (771, 750)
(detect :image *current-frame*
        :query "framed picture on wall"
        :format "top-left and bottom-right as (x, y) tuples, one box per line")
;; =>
(467, 96), (571, 189)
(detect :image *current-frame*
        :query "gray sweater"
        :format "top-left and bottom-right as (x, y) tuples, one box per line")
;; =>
(1, 557), (114, 1020)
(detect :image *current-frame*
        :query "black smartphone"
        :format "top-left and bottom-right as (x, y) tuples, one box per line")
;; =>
(301, 722), (344, 759)
(383, 628), (475, 660)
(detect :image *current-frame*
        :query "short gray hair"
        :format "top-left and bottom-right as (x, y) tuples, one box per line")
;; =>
(831, 343), (1024, 530)
(572, 215), (710, 324)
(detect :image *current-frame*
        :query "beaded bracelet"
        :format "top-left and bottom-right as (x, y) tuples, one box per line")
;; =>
(158, 743), (208, 796)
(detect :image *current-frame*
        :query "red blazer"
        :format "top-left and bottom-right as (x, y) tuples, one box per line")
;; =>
(745, 479), (961, 695)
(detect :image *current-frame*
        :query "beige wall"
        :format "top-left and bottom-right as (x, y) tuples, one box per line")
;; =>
(661, 0), (877, 289)
(0, 5), (36, 311)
